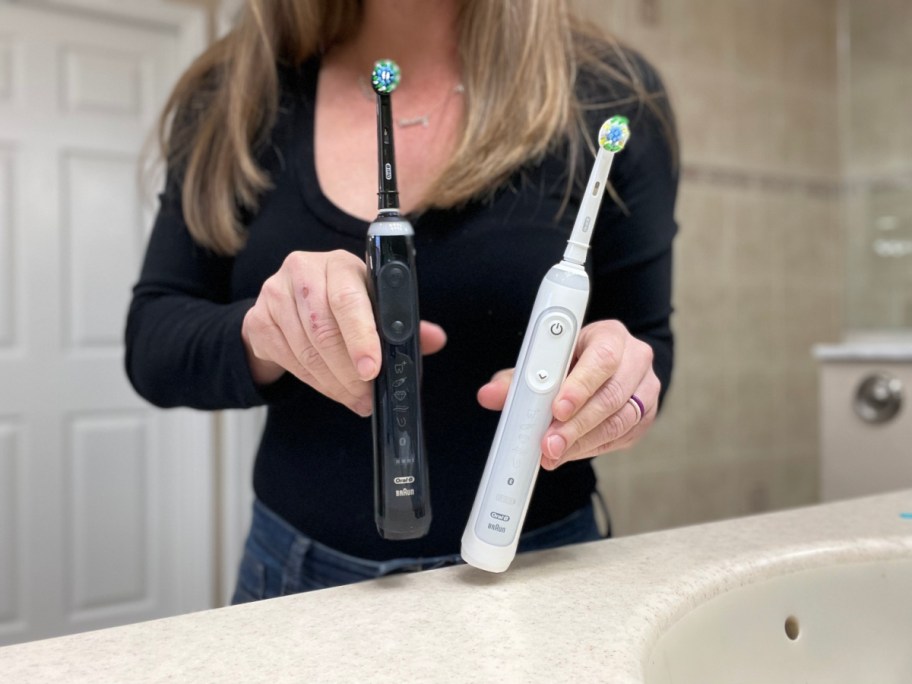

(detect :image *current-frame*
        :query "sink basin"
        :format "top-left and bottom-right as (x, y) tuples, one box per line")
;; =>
(645, 556), (912, 683)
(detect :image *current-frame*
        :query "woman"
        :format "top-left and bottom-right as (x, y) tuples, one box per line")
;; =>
(125, 0), (678, 601)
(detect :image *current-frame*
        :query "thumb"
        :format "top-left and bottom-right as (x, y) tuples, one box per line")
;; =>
(477, 368), (514, 411)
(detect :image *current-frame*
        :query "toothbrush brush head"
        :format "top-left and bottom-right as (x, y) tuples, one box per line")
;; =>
(371, 60), (401, 94)
(599, 116), (630, 153)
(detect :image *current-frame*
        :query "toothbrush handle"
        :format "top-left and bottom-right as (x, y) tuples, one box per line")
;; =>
(366, 230), (431, 540)
(473, 306), (578, 545)
(461, 265), (590, 572)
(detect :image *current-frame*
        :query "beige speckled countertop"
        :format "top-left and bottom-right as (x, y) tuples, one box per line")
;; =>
(2, 491), (911, 683)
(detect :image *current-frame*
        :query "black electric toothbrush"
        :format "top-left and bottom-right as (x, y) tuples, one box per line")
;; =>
(365, 60), (431, 540)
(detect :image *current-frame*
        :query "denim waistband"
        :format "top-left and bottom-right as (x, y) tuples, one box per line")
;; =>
(250, 499), (463, 579)
(250, 496), (602, 577)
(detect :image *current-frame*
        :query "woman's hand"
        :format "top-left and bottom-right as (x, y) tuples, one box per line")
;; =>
(242, 250), (446, 417)
(477, 320), (659, 469)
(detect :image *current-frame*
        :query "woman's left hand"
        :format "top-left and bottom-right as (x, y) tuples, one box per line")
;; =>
(477, 320), (660, 470)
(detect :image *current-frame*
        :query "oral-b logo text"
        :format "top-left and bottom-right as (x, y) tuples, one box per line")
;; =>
(385, 163), (392, 180)
(394, 476), (415, 485)
(490, 511), (510, 522)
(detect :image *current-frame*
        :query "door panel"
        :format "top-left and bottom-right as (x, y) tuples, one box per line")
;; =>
(0, 421), (22, 627)
(61, 45), (146, 117)
(0, 146), (14, 347)
(67, 412), (151, 615)
(0, 37), (14, 103)
(62, 151), (143, 348)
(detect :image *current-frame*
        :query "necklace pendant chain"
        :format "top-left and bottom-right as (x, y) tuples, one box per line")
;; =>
(398, 115), (431, 128)
(357, 76), (463, 129)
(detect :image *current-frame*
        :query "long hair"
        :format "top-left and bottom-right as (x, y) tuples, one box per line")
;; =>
(159, 0), (675, 255)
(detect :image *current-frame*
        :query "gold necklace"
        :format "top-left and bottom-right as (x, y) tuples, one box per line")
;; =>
(357, 76), (464, 128)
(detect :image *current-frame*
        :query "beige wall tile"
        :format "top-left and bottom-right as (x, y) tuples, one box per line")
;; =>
(675, 275), (736, 365)
(678, 364), (737, 461)
(777, 282), (843, 359)
(728, 188), (776, 286)
(729, 282), (780, 365)
(730, 0), (785, 83)
(769, 455), (820, 510)
(736, 457), (779, 516)
(773, 368), (820, 456)
(594, 0), (909, 537)
(674, 183), (732, 282)
(778, 196), (843, 287)
(623, 460), (741, 534)
(781, 0), (839, 91)
(666, 0), (736, 74)
(666, 70), (738, 168)
(848, 0), (912, 67)
(729, 368), (779, 454)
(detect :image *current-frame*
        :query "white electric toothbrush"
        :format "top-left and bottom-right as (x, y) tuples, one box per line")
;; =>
(461, 116), (631, 573)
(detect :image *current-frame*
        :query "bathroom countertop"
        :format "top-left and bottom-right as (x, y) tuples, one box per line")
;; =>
(1, 491), (911, 683)
(814, 341), (912, 362)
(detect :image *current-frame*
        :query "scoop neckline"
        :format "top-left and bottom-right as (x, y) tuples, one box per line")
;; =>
(294, 57), (420, 239)
(291, 56), (493, 240)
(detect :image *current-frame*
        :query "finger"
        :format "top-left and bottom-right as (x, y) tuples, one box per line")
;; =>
(540, 411), (655, 470)
(544, 372), (660, 467)
(289, 253), (370, 399)
(552, 321), (628, 422)
(598, 408), (655, 454)
(477, 368), (514, 411)
(247, 308), (369, 416)
(324, 252), (382, 381)
(242, 307), (287, 386)
(267, 269), (370, 414)
(419, 321), (447, 356)
(544, 338), (654, 460)
(567, 400), (658, 460)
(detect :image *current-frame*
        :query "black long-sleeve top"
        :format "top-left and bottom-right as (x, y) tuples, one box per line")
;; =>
(126, 51), (678, 560)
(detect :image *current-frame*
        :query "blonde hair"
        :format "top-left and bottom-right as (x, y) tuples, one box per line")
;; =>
(159, 0), (675, 255)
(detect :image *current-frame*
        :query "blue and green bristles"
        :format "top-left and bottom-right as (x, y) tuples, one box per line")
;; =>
(371, 60), (401, 94)
(598, 116), (630, 153)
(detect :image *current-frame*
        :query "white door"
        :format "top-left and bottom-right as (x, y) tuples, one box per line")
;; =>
(0, 2), (214, 646)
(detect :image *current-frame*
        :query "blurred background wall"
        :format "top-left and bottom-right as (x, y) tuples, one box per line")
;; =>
(577, 0), (847, 535)
(841, 0), (912, 331)
(575, 0), (910, 536)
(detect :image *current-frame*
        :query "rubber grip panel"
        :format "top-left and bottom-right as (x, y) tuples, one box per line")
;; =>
(377, 261), (415, 344)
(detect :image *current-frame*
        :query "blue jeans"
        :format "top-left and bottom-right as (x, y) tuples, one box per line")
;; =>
(231, 499), (604, 604)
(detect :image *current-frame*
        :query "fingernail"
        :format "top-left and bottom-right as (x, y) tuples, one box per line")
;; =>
(556, 399), (575, 420)
(547, 435), (566, 459)
(357, 357), (377, 380)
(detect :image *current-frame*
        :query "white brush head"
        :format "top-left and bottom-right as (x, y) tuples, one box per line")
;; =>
(562, 116), (631, 265)
(598, 115), (630, 153)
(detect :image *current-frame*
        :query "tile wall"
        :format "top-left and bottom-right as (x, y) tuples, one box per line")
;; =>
(841, 0), (912, 331)
(575, 0), (845, 535)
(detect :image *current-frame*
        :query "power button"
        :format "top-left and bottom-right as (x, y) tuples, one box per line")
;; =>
(524, 309), (577, 394)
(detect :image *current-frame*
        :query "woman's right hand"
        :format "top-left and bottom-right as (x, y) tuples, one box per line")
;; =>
(241, 250), (446, 417)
